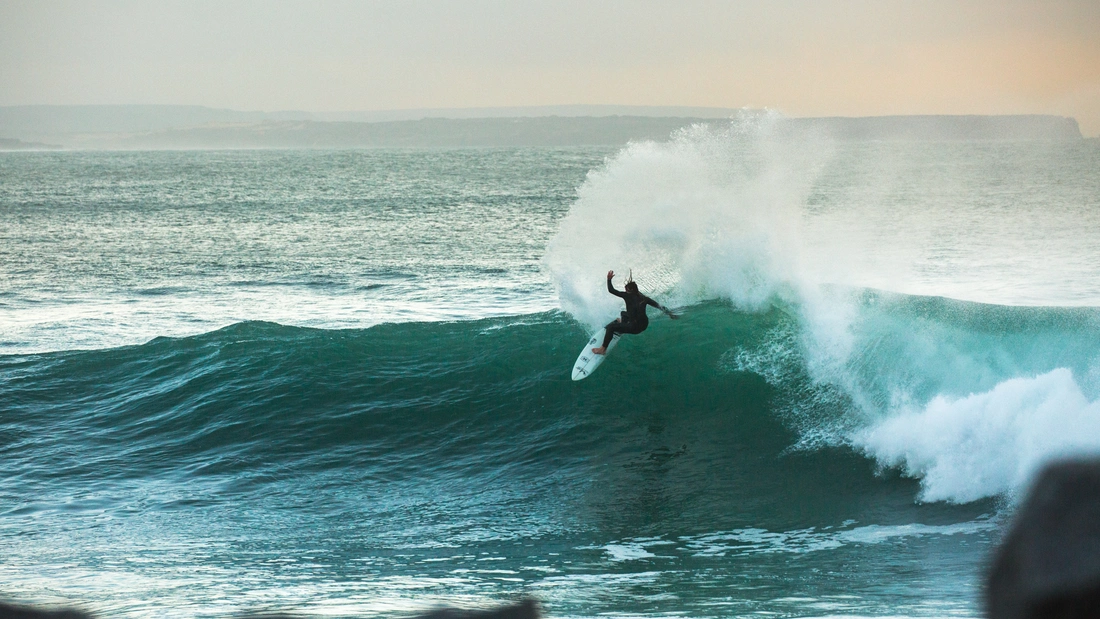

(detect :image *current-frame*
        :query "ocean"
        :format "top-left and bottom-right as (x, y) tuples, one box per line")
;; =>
(2, 118), (1100, 618)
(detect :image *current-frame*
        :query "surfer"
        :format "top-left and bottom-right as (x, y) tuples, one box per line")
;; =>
(592, 270), (678, 355)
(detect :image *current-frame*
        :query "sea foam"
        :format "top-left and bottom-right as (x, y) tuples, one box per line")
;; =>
(857, 368), (1100, 503)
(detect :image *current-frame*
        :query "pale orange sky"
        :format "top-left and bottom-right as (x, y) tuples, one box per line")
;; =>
(2, 0), (1099, 134)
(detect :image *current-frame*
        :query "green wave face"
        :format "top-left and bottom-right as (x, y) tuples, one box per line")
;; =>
(8, 294), (1100, 510)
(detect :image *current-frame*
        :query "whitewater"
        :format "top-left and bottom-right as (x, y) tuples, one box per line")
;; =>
(2, 117), (1100, 618)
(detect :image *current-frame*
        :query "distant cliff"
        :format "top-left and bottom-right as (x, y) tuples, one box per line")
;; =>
(785, 115), (1082, 141)
(0, 105), (1083, 149)
(0, 137), (62, 150)
(103, 117), (712, 149)
(106, 114), (1086, 149)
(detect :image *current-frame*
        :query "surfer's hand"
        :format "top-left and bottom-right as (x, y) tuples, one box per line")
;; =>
(607, 270), (614, 280)
(669, 313), (680, 320)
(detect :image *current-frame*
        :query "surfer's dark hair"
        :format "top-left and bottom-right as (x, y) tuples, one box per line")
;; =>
(625, 281), (639, 293)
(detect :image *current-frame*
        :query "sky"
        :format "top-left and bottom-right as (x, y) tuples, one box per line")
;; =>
(2, 0), (1099, 135)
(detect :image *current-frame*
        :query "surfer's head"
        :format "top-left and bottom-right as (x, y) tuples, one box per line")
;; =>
(624, 281), (639, 293)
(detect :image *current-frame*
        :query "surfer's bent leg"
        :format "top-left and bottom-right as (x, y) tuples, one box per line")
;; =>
(593, 320), (624, 354)
(600, 322), (620, 349)
(598, 319), (645, 350)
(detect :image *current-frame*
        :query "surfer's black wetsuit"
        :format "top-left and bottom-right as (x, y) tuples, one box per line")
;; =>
(601, 279), (663, 348)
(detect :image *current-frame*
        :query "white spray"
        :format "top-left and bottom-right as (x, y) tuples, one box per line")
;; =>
(545, 111), (826, 329)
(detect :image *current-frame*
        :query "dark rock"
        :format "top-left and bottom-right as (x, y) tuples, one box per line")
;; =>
(0, 598), (540, 619)
(986, 458), (1100, 619)
(0, 601), (93, 619)
(415, 599), (540, 619)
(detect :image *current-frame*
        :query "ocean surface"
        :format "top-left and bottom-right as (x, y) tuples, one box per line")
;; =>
(3, 119), (1100, 618)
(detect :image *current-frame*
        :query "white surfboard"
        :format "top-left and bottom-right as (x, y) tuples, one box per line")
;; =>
(571, 328), (620, 381)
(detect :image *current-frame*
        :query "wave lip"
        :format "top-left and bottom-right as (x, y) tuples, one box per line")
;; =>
(857, 368), (1100, 503)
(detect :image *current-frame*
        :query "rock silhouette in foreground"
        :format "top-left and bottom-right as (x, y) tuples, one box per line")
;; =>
(986, 458), (1100, 619)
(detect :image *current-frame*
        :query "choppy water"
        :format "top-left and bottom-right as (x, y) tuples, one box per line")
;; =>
(2, 121), (1100, 618)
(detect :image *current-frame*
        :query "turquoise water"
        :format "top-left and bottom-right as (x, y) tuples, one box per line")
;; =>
(3, 124), (1100, 618)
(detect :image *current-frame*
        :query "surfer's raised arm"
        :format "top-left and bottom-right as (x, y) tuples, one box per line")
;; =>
(606, 270), (628, 298)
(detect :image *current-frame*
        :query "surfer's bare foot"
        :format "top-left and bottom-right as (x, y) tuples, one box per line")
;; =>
(592, 347), (607, 355)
